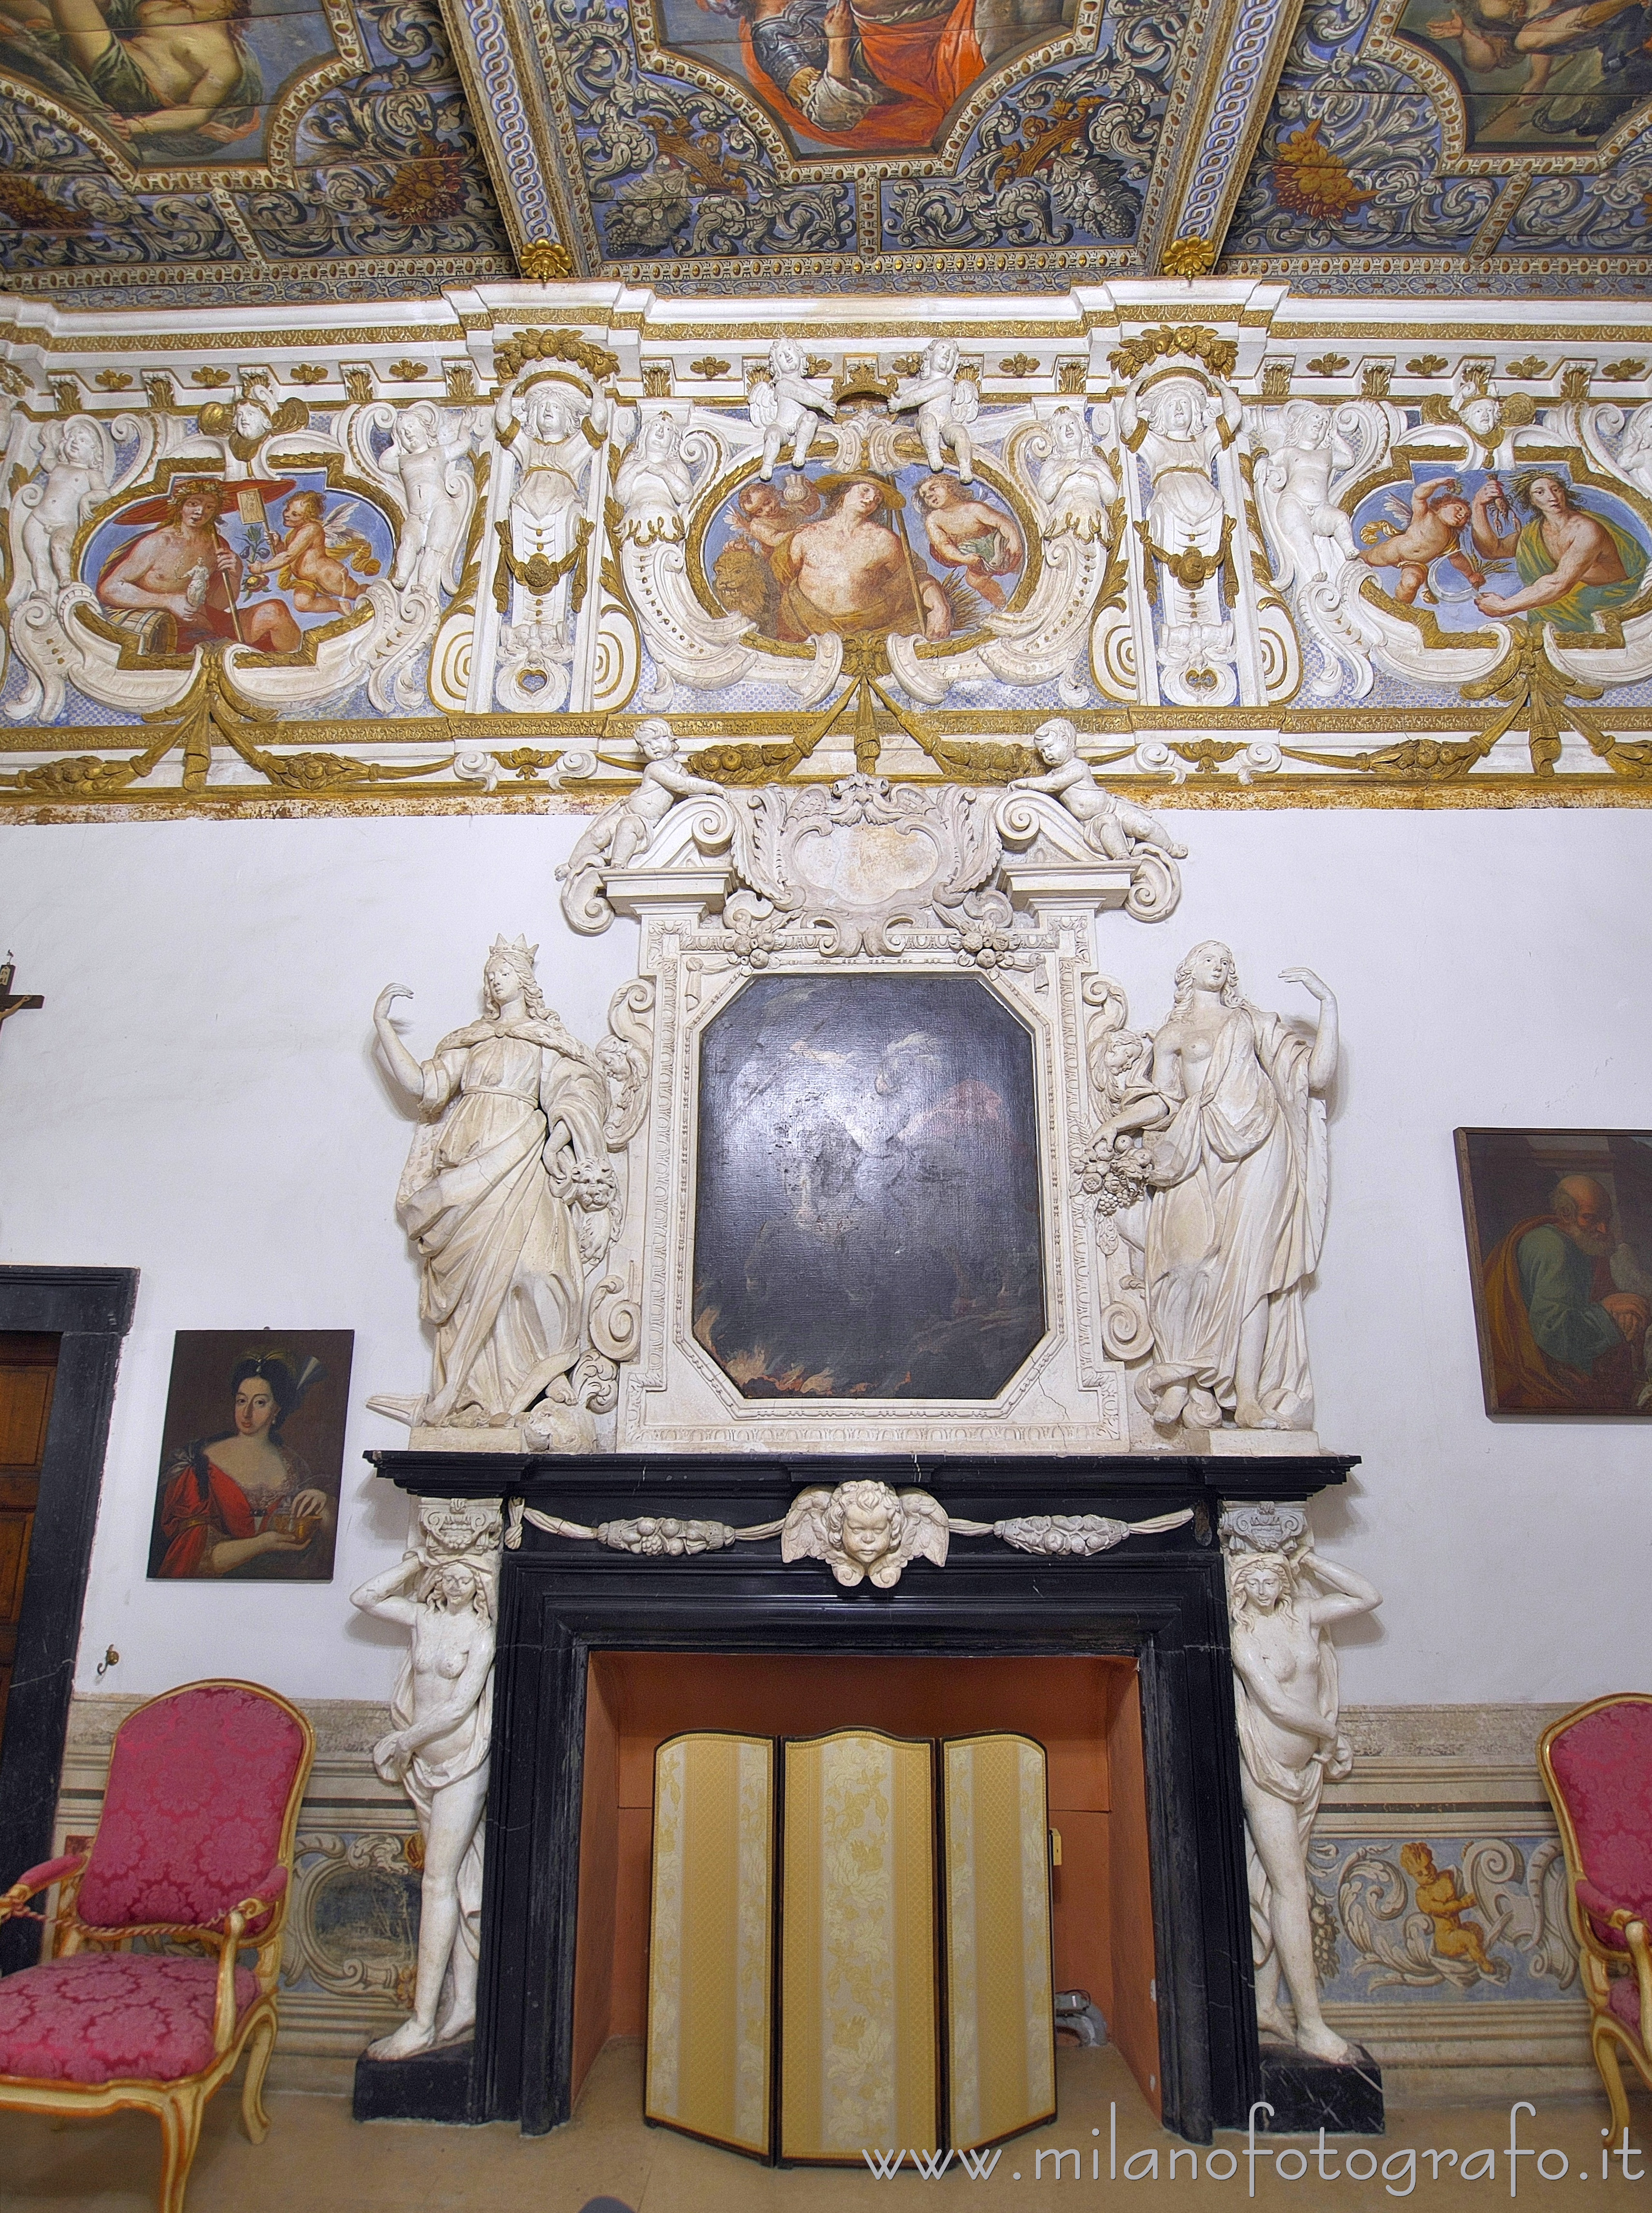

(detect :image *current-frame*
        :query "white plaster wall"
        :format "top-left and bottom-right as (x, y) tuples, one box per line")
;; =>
(0, 804), (1647, 1707)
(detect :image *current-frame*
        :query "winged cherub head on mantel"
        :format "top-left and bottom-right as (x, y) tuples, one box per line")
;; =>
(780, 1478), (950, 1588)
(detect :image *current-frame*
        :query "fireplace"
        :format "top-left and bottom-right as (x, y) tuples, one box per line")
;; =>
(575, 1651), (1154, 2135)
(364, 1447), (1354, 2146)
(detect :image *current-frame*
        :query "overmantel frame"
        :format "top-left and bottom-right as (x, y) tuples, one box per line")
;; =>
(597, 779), (1183, 1456)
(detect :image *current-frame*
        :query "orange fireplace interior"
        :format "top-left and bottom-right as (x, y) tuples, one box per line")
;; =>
(572, 1652), (1160, 2119)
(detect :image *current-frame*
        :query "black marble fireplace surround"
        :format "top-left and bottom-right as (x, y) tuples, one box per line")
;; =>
(368, 1450), (1358, 2148)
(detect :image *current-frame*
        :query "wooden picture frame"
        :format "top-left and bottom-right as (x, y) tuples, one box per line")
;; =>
(145, 1329), (354, 1581)
(1455, 1129), (1652, 1417)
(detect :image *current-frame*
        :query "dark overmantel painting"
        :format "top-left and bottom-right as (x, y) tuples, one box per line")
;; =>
(692, 973), (1044, 1401)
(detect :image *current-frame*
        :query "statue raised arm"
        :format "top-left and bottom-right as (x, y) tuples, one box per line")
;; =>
(1225, 1532), (1381, 2064)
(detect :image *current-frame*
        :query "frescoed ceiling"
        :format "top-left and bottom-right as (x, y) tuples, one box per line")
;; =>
(1, 0), (1649, 297)
(0, 0), (515, 300)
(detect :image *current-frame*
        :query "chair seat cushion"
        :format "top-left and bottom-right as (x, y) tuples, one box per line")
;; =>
(0, 1954), (258, 2085)
(1609, 1974), (1642, 2032)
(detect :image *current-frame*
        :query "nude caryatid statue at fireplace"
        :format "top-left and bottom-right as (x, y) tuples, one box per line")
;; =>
(1223, 1510), (1381, 2064)
(351, 1496), (502, 2061)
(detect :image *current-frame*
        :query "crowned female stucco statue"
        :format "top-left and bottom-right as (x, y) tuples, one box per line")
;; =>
(369, 935), (619, 1444)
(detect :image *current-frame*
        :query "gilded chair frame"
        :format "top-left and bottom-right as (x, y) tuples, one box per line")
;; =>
(1538, 1691), (1652, 2137)
(0, 1677), (315, 2213)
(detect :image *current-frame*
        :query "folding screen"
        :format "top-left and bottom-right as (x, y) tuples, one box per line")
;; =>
(644, 1732), (775, 2156)
(942, 1732), (1056, 2150)
(646, 1724), (1056, 2162)
(779, 1729), (939, 2165)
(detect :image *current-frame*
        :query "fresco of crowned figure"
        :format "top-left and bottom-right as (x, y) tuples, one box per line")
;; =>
(666, 0), (1072, 150)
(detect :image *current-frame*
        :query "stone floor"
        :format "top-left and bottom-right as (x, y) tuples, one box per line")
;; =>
(7, 2041), (1651, 2212)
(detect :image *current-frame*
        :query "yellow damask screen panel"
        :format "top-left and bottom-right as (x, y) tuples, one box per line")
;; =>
(779, 1729), (939, 2164)
(943, 1732), (1056, 2151)
(645, 1732), (775, 2158)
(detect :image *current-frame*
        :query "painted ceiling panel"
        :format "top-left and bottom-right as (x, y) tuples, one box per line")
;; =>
(0, 0), (1649, 295)
(1221, 0), (1652, 288)
(541, 0), (1192, 284)
(0, 0), (514, 297)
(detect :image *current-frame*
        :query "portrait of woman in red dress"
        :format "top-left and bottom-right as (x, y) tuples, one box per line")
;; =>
(146, 1335), (353, 1581)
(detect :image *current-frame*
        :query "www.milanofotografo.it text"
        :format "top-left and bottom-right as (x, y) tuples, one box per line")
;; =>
(862, 2103), (1647, 2193)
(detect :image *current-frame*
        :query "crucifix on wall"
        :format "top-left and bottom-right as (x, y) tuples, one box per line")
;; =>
(0, 956), (43, 1054)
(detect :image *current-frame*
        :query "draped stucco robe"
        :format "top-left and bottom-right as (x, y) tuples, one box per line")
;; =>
(396, 1018), (611, 1427)
(1137, 1004), (1326, 1429)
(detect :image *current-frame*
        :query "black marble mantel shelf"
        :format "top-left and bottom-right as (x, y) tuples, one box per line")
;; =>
(367, 1447), (1359, 1516)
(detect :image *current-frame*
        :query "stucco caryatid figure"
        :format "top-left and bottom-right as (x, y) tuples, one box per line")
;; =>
(367, 936), (623, 1446)
(351, 1495), (502, 2059)
(491, 360), (610, 707)
(613, 408), (695, 546)
(557, 719), (725, 933)
(1222, 1505), (1381, 2064)
(1094, 942), (1337, 1434)
(749, 339), (837, 481)
(1035, 405), (1119, 543)
(1120, 367), (1241, 695)
(890, 337), (979, 481)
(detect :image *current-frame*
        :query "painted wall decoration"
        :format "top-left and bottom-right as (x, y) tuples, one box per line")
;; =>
(1351, 463), (1652, 634)
(1456, 1128), (1652, 1415)
(704, 460), (1027, 647)
(6, 309), (1652, 808)
(84, 469), (396, 660)
(692, 975), (1046, 1399)
(145, 1329), (355, 1580)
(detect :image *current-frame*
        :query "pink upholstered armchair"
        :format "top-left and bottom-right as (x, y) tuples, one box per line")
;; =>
(1539, 1693), (1652, 2134)
(0, 1680), (314, 2213)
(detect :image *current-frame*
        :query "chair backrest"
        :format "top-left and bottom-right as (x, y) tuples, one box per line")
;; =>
(75, 1681), (313, 1935)
(1543, 1695), (1652, 1925)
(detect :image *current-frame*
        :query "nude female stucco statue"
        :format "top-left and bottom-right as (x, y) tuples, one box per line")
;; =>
(1097, 942), (1337, 1432)
(1225, 1531), (1381, 2063)
(351, 1496), (502, 2059)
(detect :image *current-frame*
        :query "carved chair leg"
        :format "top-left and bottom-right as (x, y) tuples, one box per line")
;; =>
(156, 2084), (206, 2213)
(1593, 2018), (1633, 2141)
(241, 2008), (278, 2142)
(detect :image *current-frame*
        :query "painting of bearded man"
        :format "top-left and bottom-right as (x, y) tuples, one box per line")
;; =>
(1458, 1129), (1652, 1414)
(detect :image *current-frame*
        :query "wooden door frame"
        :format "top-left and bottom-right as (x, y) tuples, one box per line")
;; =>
(0, 1266), (136, 1973)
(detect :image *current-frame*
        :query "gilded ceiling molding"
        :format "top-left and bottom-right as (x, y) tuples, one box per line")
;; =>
(1144, 0), (1307, 274)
